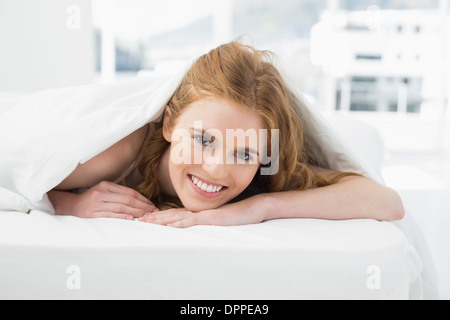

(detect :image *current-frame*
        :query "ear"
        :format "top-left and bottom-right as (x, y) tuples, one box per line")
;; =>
(162, 105), (172, 142)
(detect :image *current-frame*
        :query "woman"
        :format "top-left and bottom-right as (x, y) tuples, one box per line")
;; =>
(47, 41), (405, 227)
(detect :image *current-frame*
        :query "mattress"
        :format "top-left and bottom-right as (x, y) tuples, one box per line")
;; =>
(0, 210), (422, 300)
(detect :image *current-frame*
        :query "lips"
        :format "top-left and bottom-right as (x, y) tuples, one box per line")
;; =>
(188, 174), (227, 196)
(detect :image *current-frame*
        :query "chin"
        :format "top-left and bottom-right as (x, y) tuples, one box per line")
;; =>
(181, 200), (223, 212)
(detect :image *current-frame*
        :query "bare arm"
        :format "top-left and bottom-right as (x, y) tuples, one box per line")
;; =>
(139, 167), (404, 227)
(54, 131), (139, 191)
(263, 171), (405, 222)
(48, 125), (157, 219)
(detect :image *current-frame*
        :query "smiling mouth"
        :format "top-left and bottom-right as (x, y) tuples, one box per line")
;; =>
(188, 174), (227, 194)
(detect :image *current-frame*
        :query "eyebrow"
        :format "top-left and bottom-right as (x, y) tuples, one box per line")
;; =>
(189, 127), (260, 156)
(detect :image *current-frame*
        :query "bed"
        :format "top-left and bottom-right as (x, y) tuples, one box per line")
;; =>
(0, 67), (436, 300)
(0, 211), (421, 299)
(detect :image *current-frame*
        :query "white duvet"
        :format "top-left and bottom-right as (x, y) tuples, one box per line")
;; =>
(0, 68), (188, 213)
(0, 64), (437, 299)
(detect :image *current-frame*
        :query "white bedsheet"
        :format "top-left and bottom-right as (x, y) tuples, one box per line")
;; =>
(0, 210), (421, 300)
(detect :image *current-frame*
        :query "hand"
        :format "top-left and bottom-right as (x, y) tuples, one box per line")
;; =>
(70, 181), (158, 220)
(138, 194), (270, 228)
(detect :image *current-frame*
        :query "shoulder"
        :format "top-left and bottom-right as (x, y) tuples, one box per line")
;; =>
(55, 124), (150, 190)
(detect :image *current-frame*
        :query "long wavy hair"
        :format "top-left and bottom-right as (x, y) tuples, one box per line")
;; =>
(136, 41), (359, 210)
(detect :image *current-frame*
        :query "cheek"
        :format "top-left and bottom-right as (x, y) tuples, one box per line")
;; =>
(168, 143), (191, 180)
(231, 165), (260, 192)
(169, 135), (196, 165)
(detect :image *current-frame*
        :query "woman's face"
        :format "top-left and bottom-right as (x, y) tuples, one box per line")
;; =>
(162, 97), (266, 212)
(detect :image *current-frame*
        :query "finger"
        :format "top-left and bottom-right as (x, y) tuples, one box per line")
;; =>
(140, 210), (159, 218)
(99, 181), (155, 207)
(87, 211), (134, 220)
(140, 209), (182, 219)
(168, 211), (222, 227)
(100, 202), (148, 218)
(101, 192), (157, 213)
(141, 209), (215, 227)
(139, 210), (190, 225)
(167, 216), (197, 228)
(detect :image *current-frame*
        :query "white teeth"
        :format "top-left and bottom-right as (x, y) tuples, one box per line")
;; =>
(190, 175), (224, 193)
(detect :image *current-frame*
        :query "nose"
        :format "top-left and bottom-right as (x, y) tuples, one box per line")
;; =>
(201, 148), (228, 179)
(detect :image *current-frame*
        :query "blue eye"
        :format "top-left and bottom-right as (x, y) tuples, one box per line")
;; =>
(194, 134), (213, 146)
(235, 150), (252, 162)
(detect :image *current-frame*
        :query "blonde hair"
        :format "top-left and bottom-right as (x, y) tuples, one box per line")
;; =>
(136, 41), (359, 209)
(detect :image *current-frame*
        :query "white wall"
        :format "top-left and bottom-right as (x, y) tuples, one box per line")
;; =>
(0, 0), (95, 92)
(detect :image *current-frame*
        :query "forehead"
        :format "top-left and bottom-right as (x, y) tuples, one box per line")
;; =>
(177, 97), (265, 131)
